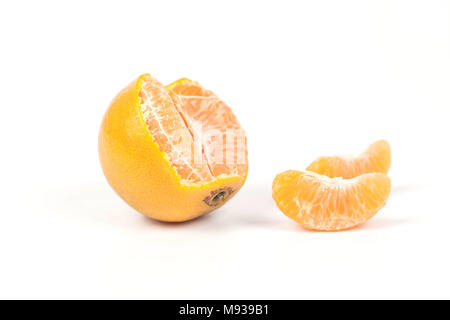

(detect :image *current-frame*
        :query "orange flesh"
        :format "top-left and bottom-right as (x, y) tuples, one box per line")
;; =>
(138, 75), (247, 183)
(272, 170), (391, 231)
(306, 140), (391, 179)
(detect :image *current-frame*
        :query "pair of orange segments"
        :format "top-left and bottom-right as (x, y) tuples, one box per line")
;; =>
(99, 74), (391, 231)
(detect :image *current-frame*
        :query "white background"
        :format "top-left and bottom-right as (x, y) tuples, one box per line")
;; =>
(1, 0), (449, 299)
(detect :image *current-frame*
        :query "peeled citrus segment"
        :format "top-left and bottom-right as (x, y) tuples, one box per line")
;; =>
(306, 140), (391, 179)
(272, 170), (391, 231)
(99, 74), (248, 222)
(139, 76), (213, 182)
(167, 78), (247, 178)
(138, 75), (247, 182)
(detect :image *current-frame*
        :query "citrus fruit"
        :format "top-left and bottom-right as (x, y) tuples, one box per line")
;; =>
(272, 170), (391, 231)
(306, 140), (391, 179)
(99, 74), (248, 222)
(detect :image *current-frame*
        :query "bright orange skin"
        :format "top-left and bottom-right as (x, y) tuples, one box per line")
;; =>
(99, 74), (247, 222)
(306, 140), (391, 179)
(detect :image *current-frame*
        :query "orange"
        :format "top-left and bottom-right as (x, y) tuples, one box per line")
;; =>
(306, 140), (391, 179)
(272, 170), (391, 231)
(99, 74), (248, 222)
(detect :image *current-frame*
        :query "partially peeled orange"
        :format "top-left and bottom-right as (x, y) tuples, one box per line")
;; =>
(99, 74), (248, 222)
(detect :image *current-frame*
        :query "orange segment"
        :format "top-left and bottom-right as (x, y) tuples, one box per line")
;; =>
(139, 76), (213, 182)
(272, 170), (391, 231)
(138, 75), (248, 182)
(167, 78), (214, 97)
(306, 140), (391, 179)
(167, 78), (247, 178)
